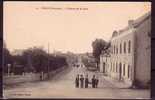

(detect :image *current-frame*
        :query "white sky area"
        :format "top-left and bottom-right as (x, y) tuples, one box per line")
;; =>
(4, 2), (151, 54)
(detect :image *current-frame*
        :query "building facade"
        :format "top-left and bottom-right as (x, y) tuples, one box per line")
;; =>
(100, 11), (151, 88)
(100, 49), (110, 75)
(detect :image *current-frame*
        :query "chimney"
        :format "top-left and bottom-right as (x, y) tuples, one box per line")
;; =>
(128, 20), (134, 28)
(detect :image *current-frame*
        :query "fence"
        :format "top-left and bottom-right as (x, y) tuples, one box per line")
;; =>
(3, 66), (67, 86)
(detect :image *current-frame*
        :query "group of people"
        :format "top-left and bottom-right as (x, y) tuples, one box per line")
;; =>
(75, 74), (99, 88)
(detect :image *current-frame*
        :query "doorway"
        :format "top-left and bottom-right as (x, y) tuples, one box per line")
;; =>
(119, 63), (122, 80)
(103, 62), (105, 73)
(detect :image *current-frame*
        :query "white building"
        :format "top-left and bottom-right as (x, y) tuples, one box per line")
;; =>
(100, 11), (151, 88)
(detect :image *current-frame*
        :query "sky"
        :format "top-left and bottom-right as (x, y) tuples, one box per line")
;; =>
(4, 2), (151, 54)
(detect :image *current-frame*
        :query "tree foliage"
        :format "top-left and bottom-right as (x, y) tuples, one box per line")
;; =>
(3, 48), (13, 73)
(3, 46), (68, 74)
(82, 57), (96, 68)
(92, 38), (108, 68)
(22, 47), (48, 72)
(21, 47), (68, 73)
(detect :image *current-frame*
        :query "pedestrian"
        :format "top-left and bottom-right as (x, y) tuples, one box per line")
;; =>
(95, 76), (99, 88)
(40, 71), (44, 81)
(41, 71), (44, 81)
(85, 74), (89, 88)
(92, 75), (96, 88)
(40, 73), (42, 81)
(75, 74), (79, 88)
(80, 74), (84, 88)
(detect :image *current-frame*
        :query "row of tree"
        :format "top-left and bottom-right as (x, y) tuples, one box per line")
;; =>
(3, 47), (68, 74)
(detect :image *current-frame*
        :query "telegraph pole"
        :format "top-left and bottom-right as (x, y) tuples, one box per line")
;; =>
(47, 43), (50, 79)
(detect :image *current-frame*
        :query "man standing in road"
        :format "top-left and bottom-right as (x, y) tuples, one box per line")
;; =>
(75, 74), (79, 88)
(92, 75), (96, 88)
(80, 74), (84, 88)
(85, 74), (89, 88)
(95, 76), (99, 88)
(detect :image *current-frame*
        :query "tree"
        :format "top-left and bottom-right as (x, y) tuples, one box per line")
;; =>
(92, 38), (108, 69)
(21, 47), (68, 73)
(25, 47), (48, 73)
(49, 54), (68, 70)
(3, 48), (13, 73)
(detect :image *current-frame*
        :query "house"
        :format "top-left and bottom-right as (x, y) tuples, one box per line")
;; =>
(100, 11), (151, 88)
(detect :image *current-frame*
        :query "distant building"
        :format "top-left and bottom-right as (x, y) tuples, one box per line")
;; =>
(100, 49), (110, 74)
(100, 11), (151, 88)
(81, 53), (96, 68)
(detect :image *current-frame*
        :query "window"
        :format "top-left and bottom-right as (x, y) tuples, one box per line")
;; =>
(124, 42), (126, 53)
(115, 46), (116, 54)
(114, 63), (116, 72)
(115, 63), (116, 72)
(148, 32), (151, 37)
(120, 43), (122, 54)
(123, 64), (125, 76)
(111, 62), (112, 71)
(128, 40), (131, 53)
(112, 63), (113, 72)
(117, 46), (119, 54)
(113, 63), (115, 72)
(119, 63), (122, 73)
(114, 46), (115, 54)
(113, 45), (114, 54)
(116, 46), (118, 54)
(112, 46), (114, 54)
(115, 62), (117, 72)
(116, 63), (118, 72)
(111, 46), (113, 54)
(128, 65), (130, 78)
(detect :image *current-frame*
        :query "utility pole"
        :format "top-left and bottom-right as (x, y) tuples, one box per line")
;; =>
(47, 43), (50, 79)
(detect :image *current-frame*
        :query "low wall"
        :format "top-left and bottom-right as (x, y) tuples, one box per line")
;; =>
(3, 73), (40, 85)
(3, 66), (67, 86)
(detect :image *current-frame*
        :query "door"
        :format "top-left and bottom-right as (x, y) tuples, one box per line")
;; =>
(119, 63), (122, 80)
(103, 62), (105, 73)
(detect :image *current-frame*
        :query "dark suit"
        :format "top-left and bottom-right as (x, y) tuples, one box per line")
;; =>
(85, 78), (89, 88)
(95, 79), (99, 88)
(92, 78), (96, 88)
(75, 77), (79, 88)
(80, 77), (84, 88)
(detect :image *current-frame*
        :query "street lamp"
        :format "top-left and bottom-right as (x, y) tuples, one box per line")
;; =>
(7, 64), (11, 76)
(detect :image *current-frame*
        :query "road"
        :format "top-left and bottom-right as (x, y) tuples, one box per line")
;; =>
(3, 66), (150, 99)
